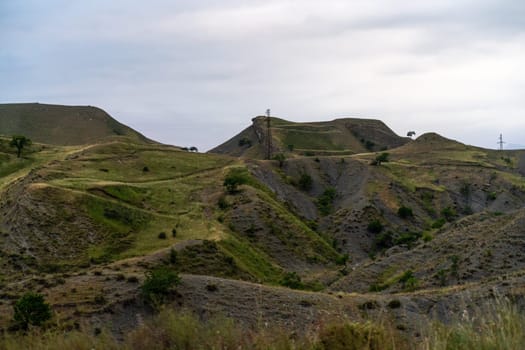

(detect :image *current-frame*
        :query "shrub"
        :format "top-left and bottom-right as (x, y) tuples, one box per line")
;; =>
(335, 253), (349, 265)
(432, 218), (446, 229)
(486, 192), (497, 201)
(142, 166), (149, 172)
(375, 231), (393, 249)
(287, 144), (294, 151)
(169, 248), (178, 264)
(397, 206), (413, 219)
(367, 220), (383, 234)
(317, 187), (337, 215)
(371, 152), (389, 165)
(238, 137), (252, 147)
(141, 266), (180, 304)
(399, 270), (418, 291)
(298, 173), (313, 191)
(94, 295), (106, 305)
(394, 231), (422, 247)
(280, 272), (304, 290)
(441, 207), (457, 221)
(127, 276), (139, 283)
(13, 292), (52, 329)
(158, 232), (167, 239)
(206, 284), (218, 292)
(223, 168), (250, 194)
(437, 269), (447, 286)
(217, 195), (229, 209)
(387, 300), (401, 309)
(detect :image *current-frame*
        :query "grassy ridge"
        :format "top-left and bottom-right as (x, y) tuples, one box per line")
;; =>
(0, 103), (151, 145)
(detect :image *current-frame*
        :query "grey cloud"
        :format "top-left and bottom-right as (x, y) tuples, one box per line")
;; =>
(1, 0), (524, 151)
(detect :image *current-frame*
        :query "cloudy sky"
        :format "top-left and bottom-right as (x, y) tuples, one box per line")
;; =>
(1, 0), (524, 150)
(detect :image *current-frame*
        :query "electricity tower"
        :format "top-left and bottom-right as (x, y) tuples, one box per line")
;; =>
(497, 134), (505, 150)
(266, 109), (272, 160)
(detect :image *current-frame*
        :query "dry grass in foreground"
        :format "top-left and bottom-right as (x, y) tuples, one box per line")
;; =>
(1, 297), (524, 350)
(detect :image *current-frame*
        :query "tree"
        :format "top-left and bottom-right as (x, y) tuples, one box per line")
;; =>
(13, 292), (52, 329)
(9, 135), (31, 158)
(298, 173), (313, 191)
(371, 152), (389, 166)
(223, 168), (250, 194)
(397, 206), (413, 219)
(141, 266), (180, 304)
(189, 146), (198, 152)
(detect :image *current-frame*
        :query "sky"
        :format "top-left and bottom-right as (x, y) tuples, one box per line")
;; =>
(1, 0), (524, 151)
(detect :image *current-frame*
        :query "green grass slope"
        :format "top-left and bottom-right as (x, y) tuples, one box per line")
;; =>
(0, 103), (152, 145)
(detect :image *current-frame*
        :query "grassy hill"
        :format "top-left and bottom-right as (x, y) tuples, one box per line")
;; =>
(1, 112), (525, 348)
(209, 116), (410, 158)
(0, 103), (152, 145)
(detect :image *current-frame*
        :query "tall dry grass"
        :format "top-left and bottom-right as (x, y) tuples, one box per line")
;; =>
(1, 297), (524, 349)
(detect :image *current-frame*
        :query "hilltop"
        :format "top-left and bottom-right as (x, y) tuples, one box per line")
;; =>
(1, 107), (525, 347)
(0, 103), (152, 145)
(210, 116), (410, 158)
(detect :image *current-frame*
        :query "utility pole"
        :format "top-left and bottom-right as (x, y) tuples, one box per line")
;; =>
(497, 134), (505, 150)
(266, 109), (272, 160)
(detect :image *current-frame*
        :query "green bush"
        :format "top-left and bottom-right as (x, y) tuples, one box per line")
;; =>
(397, 206), (413, 219)
(223, 168), (250, 194)
(169, 248), (178, 264)
(238, 137), (252, 147)
(371, 152), (389, 165)
(317, 187), (337, 215)
(217, 195), (229, 209)
(375, 231), (394, 249)
(399, 270), (418, 291)
(486, 191), (497, 201)
(13, 292), (52, 329)
(432, 218), (446, 229)
(280, 272), (304, 290)
(441, 207), (457, 221)
(298, 173), (313, 191)
(367, 220), (383, 234)
(394, 231), (422, 247)
(335, 253), (349, 265)
(141, 266), (180, 304)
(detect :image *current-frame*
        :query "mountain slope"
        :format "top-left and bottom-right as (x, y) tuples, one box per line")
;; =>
(2, 111), (525, 343)
(0, 103), (152, 145)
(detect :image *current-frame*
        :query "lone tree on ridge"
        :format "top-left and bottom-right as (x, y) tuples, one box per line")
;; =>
(10, 135), (31, 158)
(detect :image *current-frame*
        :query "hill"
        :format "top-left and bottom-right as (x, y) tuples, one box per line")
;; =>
(209, 116), (410, 158)
(0, 103), (152, 145)
(1, 113), (525, 347)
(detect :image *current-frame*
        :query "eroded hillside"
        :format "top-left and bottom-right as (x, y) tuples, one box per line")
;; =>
(1, 113), (525, 343)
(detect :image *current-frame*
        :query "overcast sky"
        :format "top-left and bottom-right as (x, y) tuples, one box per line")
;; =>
(1, 0), (524, 150)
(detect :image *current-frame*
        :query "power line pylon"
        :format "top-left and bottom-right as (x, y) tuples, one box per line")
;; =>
(266, 109), (272, 160)
(497, 134), (505, 150)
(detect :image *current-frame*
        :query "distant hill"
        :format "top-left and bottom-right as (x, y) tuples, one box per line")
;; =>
(209, 116), (410, 158)
(0, 103), (153, 145)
